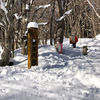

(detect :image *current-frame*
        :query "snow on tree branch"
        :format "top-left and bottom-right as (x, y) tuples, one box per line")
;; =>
(0, 22), (4, 26)
(36, 4), (51, 9)
(30, 0), (33, 4)
(56, 9), (72, 21)
(2, 18), (6, 25)
(66, 0), (74, 7)
(0, 0), (10, 24)
(0, 0), (8, 14)
(38, 22), (48, 26)
(64, 9), (73, 15)
(13, 13), (22, 20)
(86, 0), (100, 18)
(32, 3), (51, 21)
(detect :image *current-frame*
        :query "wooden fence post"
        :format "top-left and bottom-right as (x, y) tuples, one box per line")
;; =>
(27, 22), (38, 69)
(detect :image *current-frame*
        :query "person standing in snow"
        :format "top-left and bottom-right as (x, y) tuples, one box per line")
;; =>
(69, 32), (78, 48)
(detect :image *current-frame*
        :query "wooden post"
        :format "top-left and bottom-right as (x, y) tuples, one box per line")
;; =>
(28, 27), (38, 69)
(83, 46), (88, 55)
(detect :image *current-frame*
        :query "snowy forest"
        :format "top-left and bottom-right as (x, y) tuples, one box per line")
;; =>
(0, 0), (100, 66)
(0, 0), (100, 100)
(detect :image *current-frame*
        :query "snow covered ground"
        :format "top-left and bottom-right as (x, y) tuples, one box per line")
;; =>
(0, 34), (100, 100)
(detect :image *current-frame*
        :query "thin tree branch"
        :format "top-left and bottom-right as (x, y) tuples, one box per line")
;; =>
(86, 0), (100, 18)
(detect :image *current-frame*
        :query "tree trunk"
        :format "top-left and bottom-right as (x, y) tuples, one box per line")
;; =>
(0, 28), (11, 66)
(50, 1), (55, 45)
(91, 9), (96, 37)
(56, 0), (65, 43)
(21, 1), (27, 55)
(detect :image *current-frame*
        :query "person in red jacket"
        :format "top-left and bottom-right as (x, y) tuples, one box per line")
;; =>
(74, 35), (78, 48)
(69, 35), (78, 48)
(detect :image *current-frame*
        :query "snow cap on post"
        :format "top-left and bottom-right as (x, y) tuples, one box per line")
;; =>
(27, 22), (38, 29)
(26, 4), (29, 10)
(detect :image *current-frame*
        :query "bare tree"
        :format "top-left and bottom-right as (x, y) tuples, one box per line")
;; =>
(56, 0), (65, 43)
(0, 0), (19, 66)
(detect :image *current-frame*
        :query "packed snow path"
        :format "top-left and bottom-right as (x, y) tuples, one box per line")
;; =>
(0, 35), (100, 100)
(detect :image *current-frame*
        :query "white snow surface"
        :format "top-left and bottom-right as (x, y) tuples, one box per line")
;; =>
(0, 34), (100, 100)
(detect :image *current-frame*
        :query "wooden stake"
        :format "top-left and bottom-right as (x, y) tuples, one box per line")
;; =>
(28, 28), (38, 69)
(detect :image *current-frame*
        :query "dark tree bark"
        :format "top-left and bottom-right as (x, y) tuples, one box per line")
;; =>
(56, 0), (65, 43)
(50, 1), (55, 45)
(0, 27), (11, 66)
(0, 0), (17, 66)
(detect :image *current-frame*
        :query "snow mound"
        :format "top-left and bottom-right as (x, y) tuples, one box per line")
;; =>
(96, 34), (100, 40)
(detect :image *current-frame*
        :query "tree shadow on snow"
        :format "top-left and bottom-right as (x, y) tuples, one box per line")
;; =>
(62, 47), (82, 57)
(14, 58), (27, 65)
(39, 51), (69, 70)
(42, 62), (68, 70)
